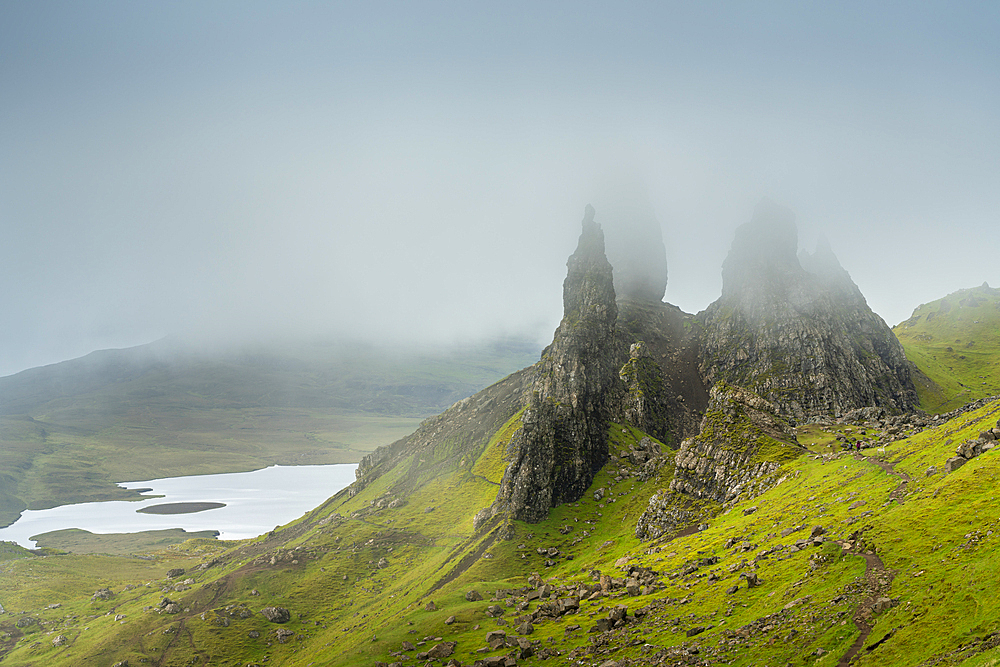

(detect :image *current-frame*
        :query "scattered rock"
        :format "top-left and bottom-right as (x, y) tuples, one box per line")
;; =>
(91, 588), (114, 601)
(426, 641), (457, 658)
(945, 456), (967, 473)
(260, 606), (291, 623)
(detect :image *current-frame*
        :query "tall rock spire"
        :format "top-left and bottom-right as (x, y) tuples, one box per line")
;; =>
(485, 205), (620, 523)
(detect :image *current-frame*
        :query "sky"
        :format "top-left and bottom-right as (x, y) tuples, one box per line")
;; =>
(2, 1), (998, 377)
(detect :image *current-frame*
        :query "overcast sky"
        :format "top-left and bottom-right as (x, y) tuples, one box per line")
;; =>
(2, 2), (998, 377)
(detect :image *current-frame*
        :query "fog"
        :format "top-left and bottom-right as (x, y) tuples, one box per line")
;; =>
(2, 2), (998, 377)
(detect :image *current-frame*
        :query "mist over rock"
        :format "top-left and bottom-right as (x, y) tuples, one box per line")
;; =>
(798, 235), (863, 300)
(488, 205), (621, 523)
(699, 200), (917, 421)
(601, 198), (668, 303)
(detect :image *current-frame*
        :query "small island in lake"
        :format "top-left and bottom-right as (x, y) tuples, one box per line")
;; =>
(137, 502), (226, 515)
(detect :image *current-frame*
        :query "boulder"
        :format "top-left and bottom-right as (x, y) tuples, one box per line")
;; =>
(486, 629), (506, 649)
(260, 606), (291, 623)
(945, 456), (967, 474)
(426, 641), (457, 658)
(465, 590), (483, 602)
(91, 588), (114, 601)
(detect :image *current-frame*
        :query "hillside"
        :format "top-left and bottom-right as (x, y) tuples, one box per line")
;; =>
(3, 204), (1000, 667)
(893, 284), (1000, 414)
(3, 399), (1000, 666)
(0, 337), (539, 528)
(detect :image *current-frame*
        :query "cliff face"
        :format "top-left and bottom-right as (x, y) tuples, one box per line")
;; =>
(698, 200), (918, 422)
(635, 382), (803, 540)
(487, 206), (622, 523)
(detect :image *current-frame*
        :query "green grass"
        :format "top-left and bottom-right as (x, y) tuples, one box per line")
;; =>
(893, 284), (1000, 413)
(6, 383), (1000, 665)
(28, 528), (223, 555)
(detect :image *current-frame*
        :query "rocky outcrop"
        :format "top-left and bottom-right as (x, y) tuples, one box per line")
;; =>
(698, 200), (918, 422)
(637, 383), (804, 540)
(618, 341), (675, 442)
(613, 300), (709, 445)
(486, 206), (621, 523)
(668, 383), (803, 502)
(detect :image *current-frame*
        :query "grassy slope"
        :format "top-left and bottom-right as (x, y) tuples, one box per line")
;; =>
(0, 338), (539, 528)
(893, 284), (1000, 414)
(6, 400), (1000, 666)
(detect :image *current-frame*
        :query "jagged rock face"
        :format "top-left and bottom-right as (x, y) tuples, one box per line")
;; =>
(699, 201), (918, 421)
(614, 300), (709, 445)
(489, 206), (621, 523)
(619, 341), (671, 440)
(669, 383), (802, 502)
(637, 383), (803, 540)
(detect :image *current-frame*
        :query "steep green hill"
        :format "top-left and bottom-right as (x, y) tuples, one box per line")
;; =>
(3, 399), (1000, 666)
(893, 284), (1000, 413)
(0, 337), (540, 528)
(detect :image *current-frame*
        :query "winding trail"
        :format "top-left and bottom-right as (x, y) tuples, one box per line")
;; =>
(835, 451), (907, 665)
(836, 550), (893, 667)
(861, 452), (913, 505)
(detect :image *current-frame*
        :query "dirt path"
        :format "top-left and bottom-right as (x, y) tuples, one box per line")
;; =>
(837, 550), (892, 666)
(836, 452), (905, 665)
(855, 452), (912, 504)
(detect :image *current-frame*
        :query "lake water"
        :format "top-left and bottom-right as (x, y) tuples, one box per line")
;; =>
(0, 464), (357, 549)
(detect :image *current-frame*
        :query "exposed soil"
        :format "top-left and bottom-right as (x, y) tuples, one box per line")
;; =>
(837, 550), (893, 667)
(836, 451), (906, 666)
